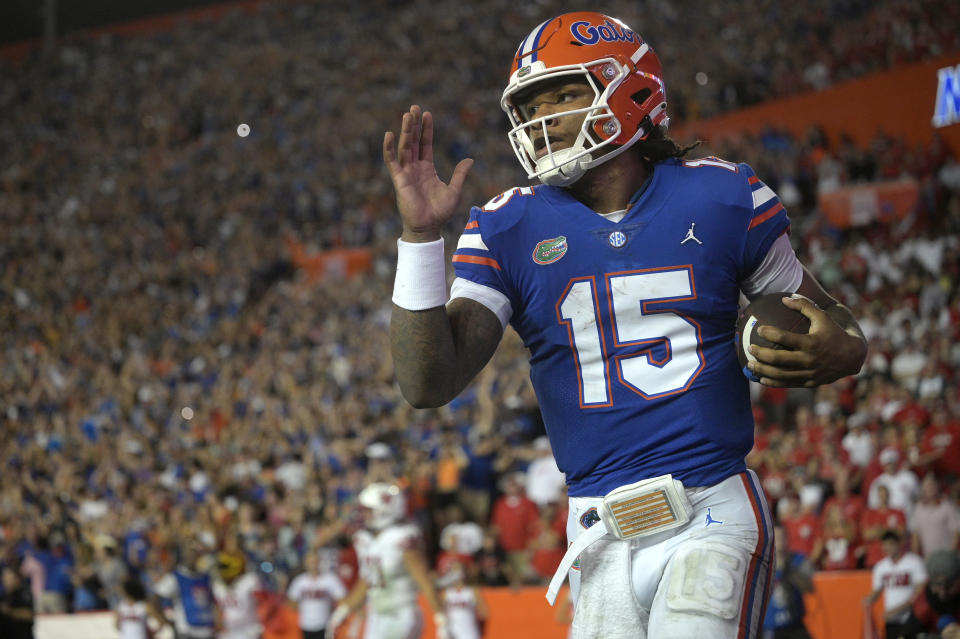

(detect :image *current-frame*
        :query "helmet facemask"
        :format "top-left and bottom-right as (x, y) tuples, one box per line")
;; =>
(503, 60), (632, 187)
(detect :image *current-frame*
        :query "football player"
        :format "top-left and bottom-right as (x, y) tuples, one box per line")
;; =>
(329, 483), (448, 639)
(438, 562), (488, 639)
(115, 577), (168, 639)
(383, 10), (867, 639)
(287, 550), (347, 639)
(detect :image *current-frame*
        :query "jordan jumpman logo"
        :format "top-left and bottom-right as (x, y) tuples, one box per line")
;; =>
(705, 507), (724, 527)
(681, 222), (702, 245)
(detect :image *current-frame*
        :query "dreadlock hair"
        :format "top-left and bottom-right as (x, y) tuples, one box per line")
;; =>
(633, 125), (701, 172)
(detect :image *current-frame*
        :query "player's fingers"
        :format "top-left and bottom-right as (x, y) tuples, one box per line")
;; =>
(383, 131), (399, 173)
(420, 110), (434, 160)
(409, 105), (423, 160)
(758, 374), (819, 388)
(747, 362), (817, 387)
(756, 324), (811, 350)
(449, 158), (475, 193)
(396, 111), (415, 164)
(781, 294), (825, 321)
(749, 344), (815, 368)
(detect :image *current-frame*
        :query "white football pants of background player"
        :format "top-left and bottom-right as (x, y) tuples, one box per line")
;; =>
(565, 470), (773, 639)
(363, 606), (424, 639)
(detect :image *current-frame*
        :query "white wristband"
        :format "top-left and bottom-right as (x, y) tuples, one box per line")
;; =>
(392, 238), (448, 310)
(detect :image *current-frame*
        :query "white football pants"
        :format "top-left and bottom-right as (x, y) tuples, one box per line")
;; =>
(565, 470), (774, 639)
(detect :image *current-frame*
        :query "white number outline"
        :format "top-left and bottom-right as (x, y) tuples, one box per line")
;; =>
(556, 276), (613, 409)
(682, 156), (739, 172)
(556, 266), (705, 407)
(481, 186), (534, 211)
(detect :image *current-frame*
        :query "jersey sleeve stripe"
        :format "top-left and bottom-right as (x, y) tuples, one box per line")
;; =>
(751, 185), (776, 208)
(748, 202), (785, 230)
(748, 176), (760, 185)
(452, 254), (502, 270)
(456, 234), (489, 251)
(464, 221), (479, 230)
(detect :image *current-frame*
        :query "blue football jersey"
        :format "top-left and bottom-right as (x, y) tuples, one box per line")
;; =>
(452, 157), (790, 496)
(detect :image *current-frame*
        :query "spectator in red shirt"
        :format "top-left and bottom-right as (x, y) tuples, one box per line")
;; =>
(890, 396), (930, 430)
(780, 430), (812, 472)
(528, 501), (566, 583)
(860, 484), (908, 568)
(489, 472), (539, 586)
(822, 467), (867, 525)
(919, 407), (960, 480)
(780, 494), (821, 559)
(813, 503), (859, 570)
(760, 452), (791, 511)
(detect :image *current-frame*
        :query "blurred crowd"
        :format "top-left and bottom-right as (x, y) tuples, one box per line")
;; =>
(0, 0), (959, 628)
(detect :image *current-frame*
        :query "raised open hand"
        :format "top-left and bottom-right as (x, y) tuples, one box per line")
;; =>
(383, 105), (474, 242)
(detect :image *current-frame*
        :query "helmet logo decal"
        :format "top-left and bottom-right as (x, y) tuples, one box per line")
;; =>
(570, 19), (639, 46)
(532, 236), (568, 265)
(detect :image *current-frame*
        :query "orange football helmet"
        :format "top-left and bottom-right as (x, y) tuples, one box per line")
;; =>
(501, 12), (669, 186)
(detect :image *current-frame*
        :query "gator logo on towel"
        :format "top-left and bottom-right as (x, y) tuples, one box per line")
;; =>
(532, 236), (568, 265)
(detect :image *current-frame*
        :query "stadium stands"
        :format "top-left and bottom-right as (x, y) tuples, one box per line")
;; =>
(0, 1), (957, 635)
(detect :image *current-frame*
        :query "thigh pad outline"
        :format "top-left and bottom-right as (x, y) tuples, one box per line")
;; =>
(664, 541), (747, 620)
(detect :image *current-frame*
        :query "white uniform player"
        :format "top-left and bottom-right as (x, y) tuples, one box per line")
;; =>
(443, 587), (480, 639)
(329, 483), (449, 639)
(355, 523), (424, 637)
(214, 571), (262, 639)
(117, 577), (164, 639)
(439, 564), (486, 639)
(866, 532), (927, 628)
(287, 551), (347, 638)
(116, 599), (150, 639)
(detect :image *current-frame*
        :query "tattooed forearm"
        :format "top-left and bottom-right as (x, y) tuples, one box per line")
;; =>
(390, 298), (503, 408)
(391, 306), (459, 407)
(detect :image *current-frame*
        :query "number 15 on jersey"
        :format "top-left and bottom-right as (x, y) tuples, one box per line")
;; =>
(557, 265), (705, 407)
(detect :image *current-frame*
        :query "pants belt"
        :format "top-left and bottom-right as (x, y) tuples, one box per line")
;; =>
(545, 474), (692, 606)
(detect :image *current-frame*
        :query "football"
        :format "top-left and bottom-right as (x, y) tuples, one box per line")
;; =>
(736, 293), (812, 377)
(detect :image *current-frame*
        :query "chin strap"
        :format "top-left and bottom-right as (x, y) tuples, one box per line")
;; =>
(537, 148), (593, 186)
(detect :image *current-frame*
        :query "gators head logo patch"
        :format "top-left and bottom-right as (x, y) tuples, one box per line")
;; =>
(532, 236), (568, 265)
(580, 507), (600, 529)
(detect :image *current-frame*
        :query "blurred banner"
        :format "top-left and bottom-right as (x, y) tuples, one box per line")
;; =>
(285, 237), (372, 282)
(675, 53), (960, 155)
(817, 178), (920, 228)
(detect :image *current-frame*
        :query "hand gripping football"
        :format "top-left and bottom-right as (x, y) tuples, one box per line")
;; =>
(736, 293), (812, 380)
